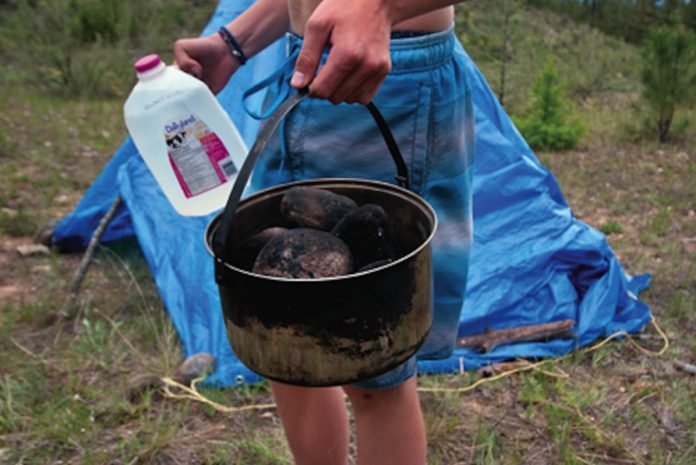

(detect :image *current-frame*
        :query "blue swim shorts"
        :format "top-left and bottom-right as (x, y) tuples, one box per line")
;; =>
(247, 26), (475, 389)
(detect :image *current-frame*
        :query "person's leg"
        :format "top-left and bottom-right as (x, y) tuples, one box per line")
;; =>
(269, 380), (350, 465)
(343, 375), (426, 465)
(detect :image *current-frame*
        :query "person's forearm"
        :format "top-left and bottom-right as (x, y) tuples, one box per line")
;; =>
(225, 0), (290, 59)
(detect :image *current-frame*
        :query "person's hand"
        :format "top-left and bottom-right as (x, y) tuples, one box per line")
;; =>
(174, 34), (241, 94)
(290, 0), (393, 105)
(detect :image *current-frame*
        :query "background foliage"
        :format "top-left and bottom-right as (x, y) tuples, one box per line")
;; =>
(0, 0), (215, 98)
(640, 25), (696, 142)
(513, 60), (584, 150)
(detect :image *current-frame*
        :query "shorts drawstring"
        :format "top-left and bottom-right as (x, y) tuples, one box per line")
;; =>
(242, 46), (301, 177)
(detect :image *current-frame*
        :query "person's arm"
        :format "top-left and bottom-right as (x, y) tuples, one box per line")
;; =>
(292, 0), (465, 104)
(174, 0), (290, 93)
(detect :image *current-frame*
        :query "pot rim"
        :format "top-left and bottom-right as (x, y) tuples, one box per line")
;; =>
(204, 177), (438, 284)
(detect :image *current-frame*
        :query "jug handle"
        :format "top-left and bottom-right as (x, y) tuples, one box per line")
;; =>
(212, 88), (410, 258)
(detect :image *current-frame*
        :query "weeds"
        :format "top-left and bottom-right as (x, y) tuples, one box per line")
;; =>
(472, 420), (501, 465)
(600, 220), (624, 235)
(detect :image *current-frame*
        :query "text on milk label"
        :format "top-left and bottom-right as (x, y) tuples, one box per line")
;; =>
(164, 113), (238, 198)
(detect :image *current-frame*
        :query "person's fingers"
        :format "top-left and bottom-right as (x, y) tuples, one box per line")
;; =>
(344, 78), (381, 105)
(337, 54), (390, 104)
(291, 18), (331, 89)
(308, 44), (364, 101)
(309, 39), (390, 104)
(327, 70), (376, 105)
(315, 65), (360, 104)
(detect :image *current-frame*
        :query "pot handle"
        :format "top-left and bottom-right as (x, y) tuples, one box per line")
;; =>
(213, 88), (410, 258)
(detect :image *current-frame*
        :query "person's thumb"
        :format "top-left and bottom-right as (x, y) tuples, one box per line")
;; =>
(291, 21), (330, 89)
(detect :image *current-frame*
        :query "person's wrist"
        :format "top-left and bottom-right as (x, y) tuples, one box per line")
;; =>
(225, 21), (256, 58)
(218, 26), (248, 65)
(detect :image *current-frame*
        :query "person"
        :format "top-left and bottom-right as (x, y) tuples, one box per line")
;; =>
(174, 1), (474, 464)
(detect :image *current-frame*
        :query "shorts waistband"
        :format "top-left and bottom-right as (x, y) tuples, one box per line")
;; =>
(286, 25), (456, 74)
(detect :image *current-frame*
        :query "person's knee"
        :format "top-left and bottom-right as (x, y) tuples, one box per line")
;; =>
(343, 375), (418, 414)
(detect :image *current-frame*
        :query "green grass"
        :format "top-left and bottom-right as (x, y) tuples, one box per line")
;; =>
(599, 220), (624, 235)
(472, 420), (502, 465)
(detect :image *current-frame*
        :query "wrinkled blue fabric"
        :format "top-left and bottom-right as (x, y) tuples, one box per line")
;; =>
(52, 0), (651, 386)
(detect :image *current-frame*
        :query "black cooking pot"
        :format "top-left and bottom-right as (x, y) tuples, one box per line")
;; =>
(204, 90), (437, 386)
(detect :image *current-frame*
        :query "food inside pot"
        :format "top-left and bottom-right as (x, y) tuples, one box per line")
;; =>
(280, 185), (358, 231)
(235, 226), (288, 271)
(252, 228), (354, 278)
(331, 203), (399, 270)
(236, 186), (402, 278)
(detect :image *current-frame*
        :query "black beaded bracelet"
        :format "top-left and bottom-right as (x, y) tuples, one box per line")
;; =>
(218, 26), (247, 65)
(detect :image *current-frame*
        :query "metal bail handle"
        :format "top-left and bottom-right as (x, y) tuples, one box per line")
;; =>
(213, 89), (411, 259)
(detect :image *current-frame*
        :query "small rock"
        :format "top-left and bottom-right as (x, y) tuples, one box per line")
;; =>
(31, 265), (51, 273)
(33, 219), (59, 246)
(174, 352), (216, 383)
(16, 244), (50, 256)
(658, 405), (677, 434)
(280, 186), (357, 231)
(54, 194), (70, 205)
(1, 207), (17, 218)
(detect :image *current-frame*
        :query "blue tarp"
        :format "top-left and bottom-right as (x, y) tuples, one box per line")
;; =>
(53, 1), (651, 386)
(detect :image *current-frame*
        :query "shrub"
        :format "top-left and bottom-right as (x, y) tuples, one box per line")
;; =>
(640, 25), (696, 142)
(513, 60), (584, 151)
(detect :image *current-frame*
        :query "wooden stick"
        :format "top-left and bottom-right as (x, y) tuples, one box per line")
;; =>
(456, 319), (575, 352)
(59, 195), (122, 317)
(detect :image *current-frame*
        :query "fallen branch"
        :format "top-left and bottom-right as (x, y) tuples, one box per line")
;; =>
(456, 319), (575, 352)
(60, 195), (122, 317)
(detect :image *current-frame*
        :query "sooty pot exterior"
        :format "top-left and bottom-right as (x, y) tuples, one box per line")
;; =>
(206, 179), (436, 386)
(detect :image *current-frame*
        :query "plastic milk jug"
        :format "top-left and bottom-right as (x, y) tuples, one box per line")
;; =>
(124, 54), (247, 216)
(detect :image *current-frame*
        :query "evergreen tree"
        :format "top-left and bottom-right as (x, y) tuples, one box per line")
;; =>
(514, 60), (584, 151)
(640, 25), (696, 142)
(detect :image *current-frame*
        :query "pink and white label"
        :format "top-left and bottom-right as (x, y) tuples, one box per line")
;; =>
(165, 113), (238, 198)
